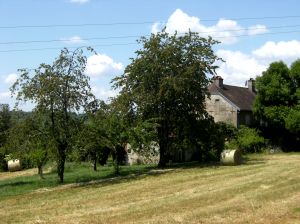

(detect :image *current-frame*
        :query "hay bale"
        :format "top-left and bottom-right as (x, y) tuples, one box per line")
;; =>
(220, 149), (242, 165)
(7, 159), (22, 172)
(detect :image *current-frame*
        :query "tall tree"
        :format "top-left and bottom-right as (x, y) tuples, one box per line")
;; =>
(0, 104), (11, 171)
(113, 30), (221, 167)
(11, 48), (95, 182)
(0, 104), (11, 147)
(254, 60), (300, 149)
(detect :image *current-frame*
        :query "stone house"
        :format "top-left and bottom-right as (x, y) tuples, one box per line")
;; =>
(206, 76), (256, 127)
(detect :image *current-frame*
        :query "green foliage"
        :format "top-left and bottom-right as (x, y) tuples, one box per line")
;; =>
(229, 126), (265, 153)
(198, 120), (226, 161)
(127, 118), (159, 159)
(0, 147), (8, 171)
(105, 108), (129, 174)
(113, 30), (221, 166)
(5, 114), (53, 174)
(285, 107), (300, 135)
(11, 47), (95, 182)
(75, 101), (112, 171)
(0, 104), (11, 147)
(254, 60), (300, 149)
(216, 122), (237, 142)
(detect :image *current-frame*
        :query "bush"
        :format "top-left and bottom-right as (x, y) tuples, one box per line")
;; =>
(216, 122), (238, 141)
(0, 148), (8, 171)
(196, 120), (226, 162)
(231, 126), (265, 153)
(18, 154), (35, 169)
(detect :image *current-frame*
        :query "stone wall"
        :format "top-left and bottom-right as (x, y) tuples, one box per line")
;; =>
(206, 94), (238, 127)
(125, 143), (160, 165)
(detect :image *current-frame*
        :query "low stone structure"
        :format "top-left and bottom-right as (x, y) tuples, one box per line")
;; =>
(125, 142), (160, 165)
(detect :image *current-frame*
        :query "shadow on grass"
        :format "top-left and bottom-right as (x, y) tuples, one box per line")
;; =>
(0, 155), (267, 198)
(170, 161), (221, 169)
(71, 160), (236, 190)
(72, 166), (175, 190)
(0, 180), (35, 188)
(70, 155), (268, 190)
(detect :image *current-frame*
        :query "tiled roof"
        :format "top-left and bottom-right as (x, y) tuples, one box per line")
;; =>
(208, 83), (256, 111)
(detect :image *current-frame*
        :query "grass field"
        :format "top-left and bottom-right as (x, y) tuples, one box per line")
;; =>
(0, 153), (300, 224)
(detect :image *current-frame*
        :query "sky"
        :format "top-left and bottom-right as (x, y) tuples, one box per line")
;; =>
(1, 0), (300, 110)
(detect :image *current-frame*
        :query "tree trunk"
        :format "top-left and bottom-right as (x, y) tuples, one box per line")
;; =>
(38, 165), (44, 179)
(158, 122), (169, 168)
(57, 144), (66, 183)
(93, 158), (97, 171)
(158, 139), (167, 167)
(114, 160), (120, 175)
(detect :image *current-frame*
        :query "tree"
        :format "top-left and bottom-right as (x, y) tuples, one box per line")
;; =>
(76, 101), (111, 171)
(254, 60), (300, 149)
(0, 104), (11, 147)
(113, 30), (221, 167)
(0, 104), (11, 171)
(6, 114), (52, 178)
(11, 48), (95, 182)
(105, 103), (129, 174)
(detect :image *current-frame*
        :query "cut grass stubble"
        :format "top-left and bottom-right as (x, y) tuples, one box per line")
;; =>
(0, 153), (300, 224)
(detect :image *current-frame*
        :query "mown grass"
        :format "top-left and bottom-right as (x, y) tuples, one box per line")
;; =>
(0, 153), (300, 224)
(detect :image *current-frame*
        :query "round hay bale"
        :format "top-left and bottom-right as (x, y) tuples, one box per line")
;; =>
(220, 149), (242, 165)
(7, 159), (22, 172)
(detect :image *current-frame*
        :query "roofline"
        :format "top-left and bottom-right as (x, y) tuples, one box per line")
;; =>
(210, 92), (241, 111)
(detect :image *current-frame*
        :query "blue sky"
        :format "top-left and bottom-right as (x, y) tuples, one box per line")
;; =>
(1, 0), (300, 110)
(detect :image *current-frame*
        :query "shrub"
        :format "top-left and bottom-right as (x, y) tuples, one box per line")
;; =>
(0, 148), (8, 171)
(234, 126), (265, 153)
(216, 122), (238, 142)
(197, 120), (226, 161)
(18, 153), (35, 169)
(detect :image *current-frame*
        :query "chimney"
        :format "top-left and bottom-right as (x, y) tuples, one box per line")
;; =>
(247, 78), (256, 93)
(213, 76), (223, 88)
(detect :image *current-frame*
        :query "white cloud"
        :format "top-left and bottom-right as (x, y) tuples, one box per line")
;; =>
(216, 40), (300, 86)
(211, 19), (244, 44)
(152, 9), (268, 44)
(0, 91), (12, 106)
(151, 22), (162, 34)
(85, 54), (123, 77)
(253, 40), (300, 59)
(0, 91), (10, 99)
(69, 0), (89, 4)
(91, 86), (118, 100)
(4, 73), (18, 84)
(61, 36), (84, 44)
(247, 24), (268, 36)
(216, 50), (267, 86)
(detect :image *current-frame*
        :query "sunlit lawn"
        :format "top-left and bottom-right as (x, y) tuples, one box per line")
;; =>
(0, 153), (300, 224)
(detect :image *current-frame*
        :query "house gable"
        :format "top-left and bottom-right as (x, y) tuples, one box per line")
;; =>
(206, 94), (239, 127)
(206, 77), (257, 127)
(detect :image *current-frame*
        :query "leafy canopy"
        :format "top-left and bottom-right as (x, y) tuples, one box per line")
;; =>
(254, 60), (300, 150)
(113, 30), (221, 166)
(10, 47), (95, 182)
(254, 60), (300, 132)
